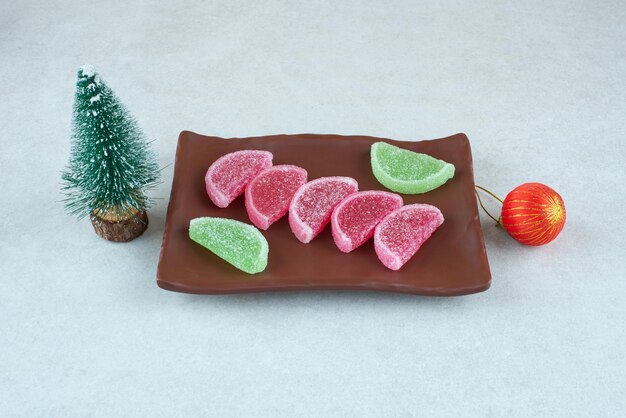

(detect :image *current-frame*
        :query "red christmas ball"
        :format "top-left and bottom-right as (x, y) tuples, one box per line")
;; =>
(500, 183), (566, 246)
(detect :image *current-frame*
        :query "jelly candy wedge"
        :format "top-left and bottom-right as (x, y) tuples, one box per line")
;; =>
(371, 142), (455, 194)
(289, 177), (358, 243)
(205, 150), (273, 208)
(245, 165), (308, 230)
(331, 191), (403, 253)
(374, 204), (444, 271)
(189, 217), (268, 274)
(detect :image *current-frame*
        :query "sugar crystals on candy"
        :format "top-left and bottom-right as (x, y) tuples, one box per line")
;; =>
(205, 150), (273, 208)
(371, 142), (455, 194)
(189, 217), (268, 274)
(331, 190), (403, 253)
(374, 204), (444, 270)
(289, 177), (358, 243)
(245, 165), (308, 230)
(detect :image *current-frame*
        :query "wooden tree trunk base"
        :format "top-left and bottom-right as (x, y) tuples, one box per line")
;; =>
(90, 210), (149, 242)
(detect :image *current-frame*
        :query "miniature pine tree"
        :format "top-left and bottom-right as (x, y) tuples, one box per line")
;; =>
(62, 65), (159, 240)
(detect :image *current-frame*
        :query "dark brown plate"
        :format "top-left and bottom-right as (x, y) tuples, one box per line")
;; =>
(156, 131), (491, 296)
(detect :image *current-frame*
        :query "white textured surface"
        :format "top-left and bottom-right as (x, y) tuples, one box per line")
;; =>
(1, 1), (625, 416)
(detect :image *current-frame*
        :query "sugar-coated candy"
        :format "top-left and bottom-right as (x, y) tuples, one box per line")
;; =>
(289, 177), (358, 243)
(371, 142), (455, 194)
(374, 204), (444, 270)
(331, 190), (403, 253)
(205, 150), (273, 208)
(245, 165), (308, 230)
(189, 217), (268, 274)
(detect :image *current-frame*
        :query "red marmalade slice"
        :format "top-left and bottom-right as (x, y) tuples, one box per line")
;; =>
(205, 150), (273, 208)
(374, 204), (444, 270)
(245, 165), (308, 230)
(289, 177), (358, 243)
(331, 191), (402, 253)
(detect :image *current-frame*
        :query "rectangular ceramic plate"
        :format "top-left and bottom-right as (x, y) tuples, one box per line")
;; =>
(157, 132), (491, 296)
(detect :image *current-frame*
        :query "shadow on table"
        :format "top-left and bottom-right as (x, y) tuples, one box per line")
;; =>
(175, 288), (482, 309)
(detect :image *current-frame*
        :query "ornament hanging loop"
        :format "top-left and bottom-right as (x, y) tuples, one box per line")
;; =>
(474, 185), (504, 227)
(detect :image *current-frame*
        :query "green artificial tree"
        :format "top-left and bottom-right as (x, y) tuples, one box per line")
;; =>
(62, 65), (160, 242)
